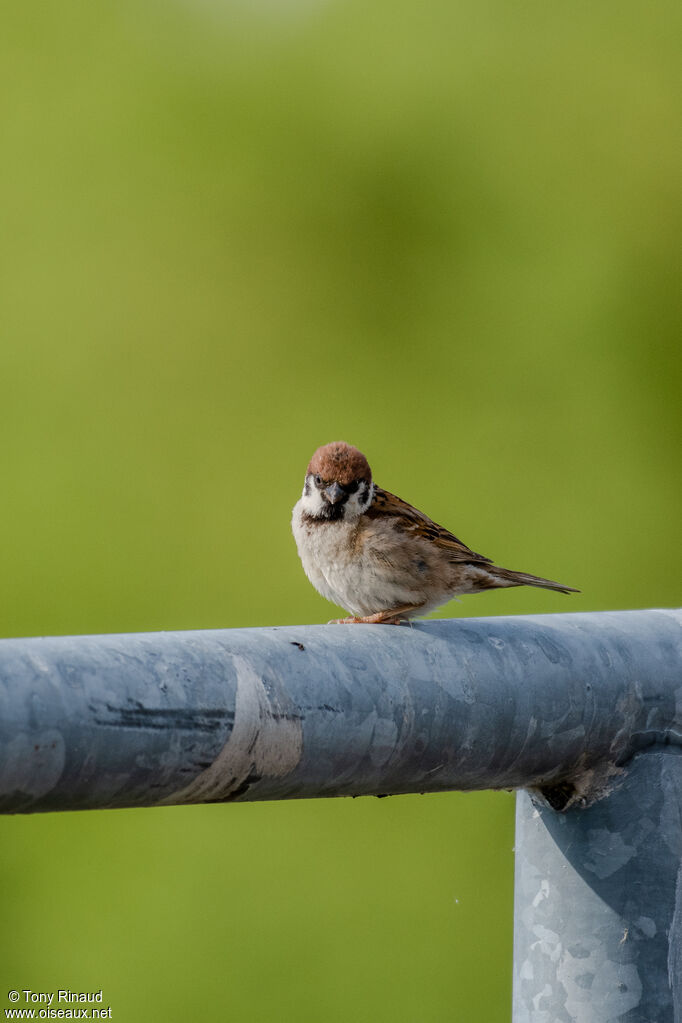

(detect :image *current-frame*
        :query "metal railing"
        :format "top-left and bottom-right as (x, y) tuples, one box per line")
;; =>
(1, 608), (680, 1021)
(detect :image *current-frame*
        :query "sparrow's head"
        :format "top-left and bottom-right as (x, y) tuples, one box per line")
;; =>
(300, 441), (374, 521)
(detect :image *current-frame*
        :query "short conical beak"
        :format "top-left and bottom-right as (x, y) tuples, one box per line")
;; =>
(324, 482), (345, 505)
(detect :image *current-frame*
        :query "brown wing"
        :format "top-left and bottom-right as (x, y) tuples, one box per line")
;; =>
(366, 487), (493, 566)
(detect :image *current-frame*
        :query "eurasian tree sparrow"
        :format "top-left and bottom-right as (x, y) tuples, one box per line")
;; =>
(292, 441), (578, 624)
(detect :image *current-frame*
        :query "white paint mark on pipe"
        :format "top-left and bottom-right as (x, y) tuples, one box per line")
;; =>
(161, 655), (303, 805)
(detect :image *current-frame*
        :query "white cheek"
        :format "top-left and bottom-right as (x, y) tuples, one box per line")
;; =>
(299, 481), (326, 516)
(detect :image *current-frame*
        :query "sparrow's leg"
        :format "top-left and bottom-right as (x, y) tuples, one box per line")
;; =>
(329, 604), (423, 626)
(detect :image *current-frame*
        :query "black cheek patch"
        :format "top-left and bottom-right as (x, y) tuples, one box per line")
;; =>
(356, 481), (372, 508)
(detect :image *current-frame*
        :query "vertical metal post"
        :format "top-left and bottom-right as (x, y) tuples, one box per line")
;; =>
(513, 750), (682, 1022)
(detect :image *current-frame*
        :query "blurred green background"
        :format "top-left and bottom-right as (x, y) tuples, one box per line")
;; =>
(1, 1), (679, 1020)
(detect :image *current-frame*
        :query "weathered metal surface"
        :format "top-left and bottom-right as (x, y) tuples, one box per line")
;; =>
(0, 608), (679, 813)
(513, 751), (682, 1022)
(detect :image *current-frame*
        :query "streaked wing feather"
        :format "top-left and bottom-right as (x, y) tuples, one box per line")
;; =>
(367, 487), (493, 565)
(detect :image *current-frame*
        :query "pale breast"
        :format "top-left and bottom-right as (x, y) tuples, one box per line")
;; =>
(291, 502), (358, 609)
(292, 502), (447, 617)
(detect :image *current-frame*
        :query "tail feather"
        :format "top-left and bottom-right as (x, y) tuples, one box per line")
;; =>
(487, 566), (579, 595)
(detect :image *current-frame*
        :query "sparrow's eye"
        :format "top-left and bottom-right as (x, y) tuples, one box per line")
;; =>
(345, 480), (359, 495)
(314, 474), (322, 487)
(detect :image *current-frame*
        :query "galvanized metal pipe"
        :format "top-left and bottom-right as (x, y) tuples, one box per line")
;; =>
(1, 608), (681, 1021)
(514, 751), (682, 1022)
(0, 608), (679, 813)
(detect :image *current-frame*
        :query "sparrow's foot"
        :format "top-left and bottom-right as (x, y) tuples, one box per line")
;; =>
(358, 612), (405, 625)
(328, 610), (414, 626)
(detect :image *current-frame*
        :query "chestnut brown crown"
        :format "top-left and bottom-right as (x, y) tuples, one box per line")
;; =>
(307, 442), (372, 486)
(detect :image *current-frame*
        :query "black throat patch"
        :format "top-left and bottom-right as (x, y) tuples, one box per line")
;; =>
(302, 502), (346, 524)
